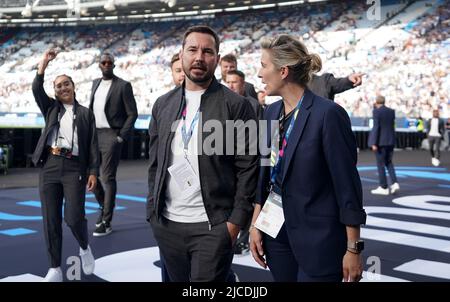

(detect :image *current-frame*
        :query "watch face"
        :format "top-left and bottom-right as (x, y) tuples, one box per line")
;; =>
(356, 240), (365, 251)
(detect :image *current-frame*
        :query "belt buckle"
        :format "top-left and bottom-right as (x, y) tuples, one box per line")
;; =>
(59, 148), (72, 159)
(51, 147), (72, 159)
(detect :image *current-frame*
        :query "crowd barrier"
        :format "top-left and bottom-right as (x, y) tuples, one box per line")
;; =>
(0, 127), (429, 168)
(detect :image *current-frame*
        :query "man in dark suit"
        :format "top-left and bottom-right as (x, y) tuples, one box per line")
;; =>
(89, 52), (138, 236)
(219, 53), (258, 99)
(308, 72), (363, 101)
(368, 95), (399, 195)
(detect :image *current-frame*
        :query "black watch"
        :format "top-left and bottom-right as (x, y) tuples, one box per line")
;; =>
(347, 240), (364, 253)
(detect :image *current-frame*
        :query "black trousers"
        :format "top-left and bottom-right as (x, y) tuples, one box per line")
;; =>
(235, 219), (251, 247)
(150, 216), (234, 282)
(374, 145), (398, 188)
(93, 129), (123, 224)
(39, 154), (88, 268)
(428, 136), (441, 159)
(264, 226), (342, 282)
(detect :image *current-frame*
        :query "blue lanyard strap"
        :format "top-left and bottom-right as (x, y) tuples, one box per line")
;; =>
(269, 94), (304, 186)
(181, 102), (200, 152)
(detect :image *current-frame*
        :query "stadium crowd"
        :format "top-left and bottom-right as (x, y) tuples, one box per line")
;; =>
(0, 0), (448, 119)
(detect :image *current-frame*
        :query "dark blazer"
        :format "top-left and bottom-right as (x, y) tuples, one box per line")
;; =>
(89, 75), (138, 141)
(31, 73), (99, 176)
(256, 89), (366, 277)
(245, 96), (263, 120)
(426, 118), (445, 138)
(308, 73), (354, 101)
(147, 78), (258, 228)
(244, 81), (258, 100)
(368, 105), (396, 147)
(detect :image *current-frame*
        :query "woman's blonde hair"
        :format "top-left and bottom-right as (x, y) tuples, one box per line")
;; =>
(260, 34), (322, 87)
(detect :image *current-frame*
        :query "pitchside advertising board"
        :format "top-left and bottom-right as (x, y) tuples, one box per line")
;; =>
(0, 112), (419, 132)
(0, 112), (152, 130)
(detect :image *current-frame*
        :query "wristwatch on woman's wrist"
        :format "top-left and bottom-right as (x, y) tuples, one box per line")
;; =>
(347, 240), (364, 254)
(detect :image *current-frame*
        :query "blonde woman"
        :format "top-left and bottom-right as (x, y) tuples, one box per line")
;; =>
(249, 35), (366, 282)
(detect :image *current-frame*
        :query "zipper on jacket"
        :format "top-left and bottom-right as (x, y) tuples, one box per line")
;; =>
(155, 93), (185, 221)
(196, 96), (214, 232)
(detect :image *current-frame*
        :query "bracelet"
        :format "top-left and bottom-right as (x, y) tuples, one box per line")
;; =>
(346, 248), (360, 255)
(249, 224), (257, 232)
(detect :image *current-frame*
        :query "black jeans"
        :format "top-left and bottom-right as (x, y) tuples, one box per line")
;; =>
(93, 129), (123, 224)
(150, 216), (234, 282)
(39, 154), (88, 268)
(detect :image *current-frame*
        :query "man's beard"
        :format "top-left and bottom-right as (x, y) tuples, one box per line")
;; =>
(183, 63), (215, 84)
(102, 70), (114, 79)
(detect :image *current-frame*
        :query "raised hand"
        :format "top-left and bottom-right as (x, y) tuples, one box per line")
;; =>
(44, 48), (58, 63)
(38, 48), (58, 75)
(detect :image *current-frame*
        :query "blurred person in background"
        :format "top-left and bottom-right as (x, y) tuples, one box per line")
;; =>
(427, 109), (445, 166)
(219, 53), (258, 99)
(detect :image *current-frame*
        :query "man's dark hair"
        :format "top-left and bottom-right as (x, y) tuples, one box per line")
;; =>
(100, 51), (115, 63)
(170, 53), (180, 68)
(221, 53), (237, 64)
(226, 69), (245, 80)
(182, 25), (220, 54)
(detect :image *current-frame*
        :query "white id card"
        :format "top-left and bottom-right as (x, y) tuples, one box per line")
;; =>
(254, 191), (285, 238)
(167, 159), (201, 198)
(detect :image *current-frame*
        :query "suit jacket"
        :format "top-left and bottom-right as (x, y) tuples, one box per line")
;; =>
(147, 78), (258, 228)
(244, 81), (258, 99)
(256, 89), (366, 277)
(31, 73), (99, 176)
(426, 118), (445, 138)
(368, 105), (396, 147)
(245, 96), (263, 120)
(89, 75), (138, 141)
(308, 73), (354, 101)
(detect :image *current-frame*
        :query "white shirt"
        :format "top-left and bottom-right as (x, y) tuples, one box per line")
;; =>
(163, 89), (208, 223)
(93, 79), (112, 128)
(429, 118), (441, 137)
(47, 103), (79, 156)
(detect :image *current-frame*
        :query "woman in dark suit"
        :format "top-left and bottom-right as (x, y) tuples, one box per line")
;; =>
(32, 49), (99, 282)
(249, 35), (366, 282)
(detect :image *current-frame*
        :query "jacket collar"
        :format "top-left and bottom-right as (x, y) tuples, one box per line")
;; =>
(91, 75), (117, 105)
(278, 88), (314, 183)
(181, 76), (221, 97)
(57, 98), (79, 116)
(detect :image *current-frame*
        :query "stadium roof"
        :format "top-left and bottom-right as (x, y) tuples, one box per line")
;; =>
(0, 0), (329, 24)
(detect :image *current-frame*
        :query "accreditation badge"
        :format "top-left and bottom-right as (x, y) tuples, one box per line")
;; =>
(167, 158), (201, 198)
(254, 191), (285, 238)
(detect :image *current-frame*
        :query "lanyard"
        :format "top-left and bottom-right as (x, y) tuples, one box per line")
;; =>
(269, 94), (304, 187)
(180, 94), (200, 156)
(54, 103), (77, 152)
